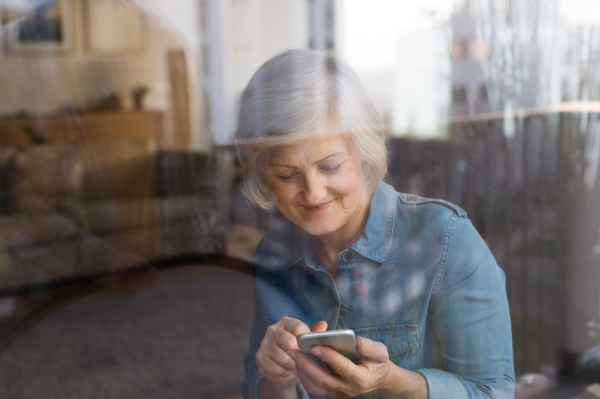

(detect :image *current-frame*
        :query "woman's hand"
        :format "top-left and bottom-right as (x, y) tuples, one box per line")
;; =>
(289, 335), (427, 399)
(256, 317), (327, 398)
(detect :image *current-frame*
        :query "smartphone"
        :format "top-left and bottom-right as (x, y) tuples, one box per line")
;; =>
(297, 329), (359, 363)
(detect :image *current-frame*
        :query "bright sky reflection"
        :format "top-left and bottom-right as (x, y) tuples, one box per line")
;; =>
(339, 0), (454, 71)
(558, 0), (600, 25)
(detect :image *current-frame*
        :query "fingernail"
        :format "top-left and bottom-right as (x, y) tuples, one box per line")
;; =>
(287, 351), (296, 360)
(311, 348), (322, 357)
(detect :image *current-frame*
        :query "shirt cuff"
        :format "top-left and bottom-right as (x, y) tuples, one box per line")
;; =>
(247, 373), (262, 399)
(416, 368), (469, 399)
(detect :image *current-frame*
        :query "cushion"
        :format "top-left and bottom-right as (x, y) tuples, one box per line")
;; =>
(12, 144), (84, 196)
(82, 198), (160, 234)
(77, 138), (157, 202)
(103, 226), (162, 261)
(159, 195), (218, 222)
(0, 147), (16, 214)
(0, 238), (13, 292)
(9, 239), (81, 288)
(0, 147), (16, 167)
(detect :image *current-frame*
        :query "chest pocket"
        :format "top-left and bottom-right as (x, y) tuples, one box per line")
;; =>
(354, 324), (418, 370)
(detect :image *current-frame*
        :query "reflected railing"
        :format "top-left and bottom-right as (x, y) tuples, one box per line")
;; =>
(386, 103), (600, 377)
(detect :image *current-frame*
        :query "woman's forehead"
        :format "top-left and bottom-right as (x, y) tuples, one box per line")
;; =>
(268, 132), (353, 165)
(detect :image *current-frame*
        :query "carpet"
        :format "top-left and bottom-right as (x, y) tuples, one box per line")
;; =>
(0, 265), (254, 399)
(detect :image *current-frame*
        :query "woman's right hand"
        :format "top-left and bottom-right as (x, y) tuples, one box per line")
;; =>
(256, 317), (327, 397)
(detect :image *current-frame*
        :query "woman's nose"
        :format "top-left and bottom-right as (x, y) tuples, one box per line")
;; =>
(303, 173), (326, 204)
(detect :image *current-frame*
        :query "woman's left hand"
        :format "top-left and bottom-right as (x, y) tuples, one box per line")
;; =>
(288, 335), (397, 398)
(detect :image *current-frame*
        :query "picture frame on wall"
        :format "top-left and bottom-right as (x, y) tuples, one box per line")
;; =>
(1, 0), (75, 56)
(83, 0), (146, 54)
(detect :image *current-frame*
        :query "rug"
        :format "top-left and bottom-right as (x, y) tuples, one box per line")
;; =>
(0, 265), (254, 399)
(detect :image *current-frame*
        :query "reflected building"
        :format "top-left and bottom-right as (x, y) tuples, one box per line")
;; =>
(449, 0), (563, 118)
(392, 27), (451, 138)
(449, 2), (491, 117)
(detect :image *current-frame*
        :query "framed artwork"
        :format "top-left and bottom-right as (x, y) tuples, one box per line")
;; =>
(83, 0), (146, 54)
(1, 0), (75, 56)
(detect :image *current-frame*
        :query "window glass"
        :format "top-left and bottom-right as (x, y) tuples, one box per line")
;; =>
(0, 1), (598, 398)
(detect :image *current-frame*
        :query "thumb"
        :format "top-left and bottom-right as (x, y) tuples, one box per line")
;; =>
(310, 320), (328, 332)
(357, 336), (389, 363)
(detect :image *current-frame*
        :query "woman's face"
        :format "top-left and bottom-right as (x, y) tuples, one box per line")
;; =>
(267, 131), (370, 239)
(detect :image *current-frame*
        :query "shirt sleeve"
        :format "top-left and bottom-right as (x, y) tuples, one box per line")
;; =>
(241, 263), (313, 399)
(415, 216), (515, 399)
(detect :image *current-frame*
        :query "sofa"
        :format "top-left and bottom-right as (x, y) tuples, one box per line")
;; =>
(0, 138), (231, 292)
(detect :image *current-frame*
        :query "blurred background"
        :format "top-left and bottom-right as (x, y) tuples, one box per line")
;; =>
(0, 0), (599, 398)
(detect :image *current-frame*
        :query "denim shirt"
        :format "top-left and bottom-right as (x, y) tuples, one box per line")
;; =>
(242, 182), (515, 399)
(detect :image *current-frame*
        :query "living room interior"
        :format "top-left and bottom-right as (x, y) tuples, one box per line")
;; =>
(1, 0), (600, 398)
(0, 0), (307, 290)
(0, 1), (306, 397)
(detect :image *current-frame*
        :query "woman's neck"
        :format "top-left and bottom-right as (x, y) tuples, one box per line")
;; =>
(311, 195), (371, 278)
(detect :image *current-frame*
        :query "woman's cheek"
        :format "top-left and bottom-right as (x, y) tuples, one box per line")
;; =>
(270, 180), (299, 206)
(330, 167), (362, 194)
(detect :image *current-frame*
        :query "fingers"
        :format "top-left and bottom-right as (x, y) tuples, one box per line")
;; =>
(290, 350), (342, 397)
(269, 326), (298, 349)
(282, 316), (312, 337)
(289, 334), (394, 398)
(310, 345), (356, 381)
(263, 340), (297, 370)
(255, 345), (298, 389)
(255, 317), (310, 389)
(356, 336), (389, 363)
(257, 352), (296, 378)
(310, 320), (328, 332)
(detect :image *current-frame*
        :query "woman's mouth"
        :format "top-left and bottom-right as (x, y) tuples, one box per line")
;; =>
(302, 200), (333, 213)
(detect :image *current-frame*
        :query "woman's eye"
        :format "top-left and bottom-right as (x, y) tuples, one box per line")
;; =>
(321, 165), (341, 173)
(279, 173), (298, 181)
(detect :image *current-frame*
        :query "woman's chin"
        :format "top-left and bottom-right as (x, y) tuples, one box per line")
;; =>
(294, 220), (339, 237)
(282, 207), (344, 237)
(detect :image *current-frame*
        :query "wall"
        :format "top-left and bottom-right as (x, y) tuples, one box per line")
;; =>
(230, 0), (308, 101)
(0, 0), (309, 148)
(206, 0), (308, 144)
(0, 0), (207, 149)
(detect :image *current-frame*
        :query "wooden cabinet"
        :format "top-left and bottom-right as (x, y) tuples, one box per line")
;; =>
(0, 111), (164, 148)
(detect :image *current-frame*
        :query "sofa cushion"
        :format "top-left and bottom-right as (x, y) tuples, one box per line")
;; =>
(9, 239), (81, 288)
(103, 226), (162, 261)
(77, 138), (157, 202)
(159, 195), (219, 222)
(10, 193), (82, 217)
(0, 147), (16, 214)
(12, 144), (84, 196)
(0, 238), (13, 292)
(82, 198), (160, 234)
(10, 144), (84, 217)
(0, 212), (80, 249)
(0, 147), (16, 166)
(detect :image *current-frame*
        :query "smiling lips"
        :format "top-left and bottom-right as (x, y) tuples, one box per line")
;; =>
(302, 200), (333, 213)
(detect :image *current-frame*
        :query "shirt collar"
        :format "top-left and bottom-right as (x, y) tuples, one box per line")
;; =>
(277, 181), (397, 270)
(350, 181), (396, 264)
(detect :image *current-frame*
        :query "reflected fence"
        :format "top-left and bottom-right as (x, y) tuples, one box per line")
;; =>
(386, 105), (600, 376)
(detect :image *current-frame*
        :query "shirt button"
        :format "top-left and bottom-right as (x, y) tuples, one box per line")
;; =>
(342, 251), (354, 262)
(407, 195), (418, 202)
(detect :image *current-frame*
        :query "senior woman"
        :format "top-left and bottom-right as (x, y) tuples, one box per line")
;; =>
(239, 49), (514, 399)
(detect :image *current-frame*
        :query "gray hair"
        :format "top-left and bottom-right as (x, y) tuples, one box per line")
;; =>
(237, 48), (387, 210)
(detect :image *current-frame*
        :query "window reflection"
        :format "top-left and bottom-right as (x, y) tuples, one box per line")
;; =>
(0, 0), (598, 398)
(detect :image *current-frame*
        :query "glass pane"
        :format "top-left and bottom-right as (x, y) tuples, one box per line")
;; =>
(1, 0), (599, 398)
